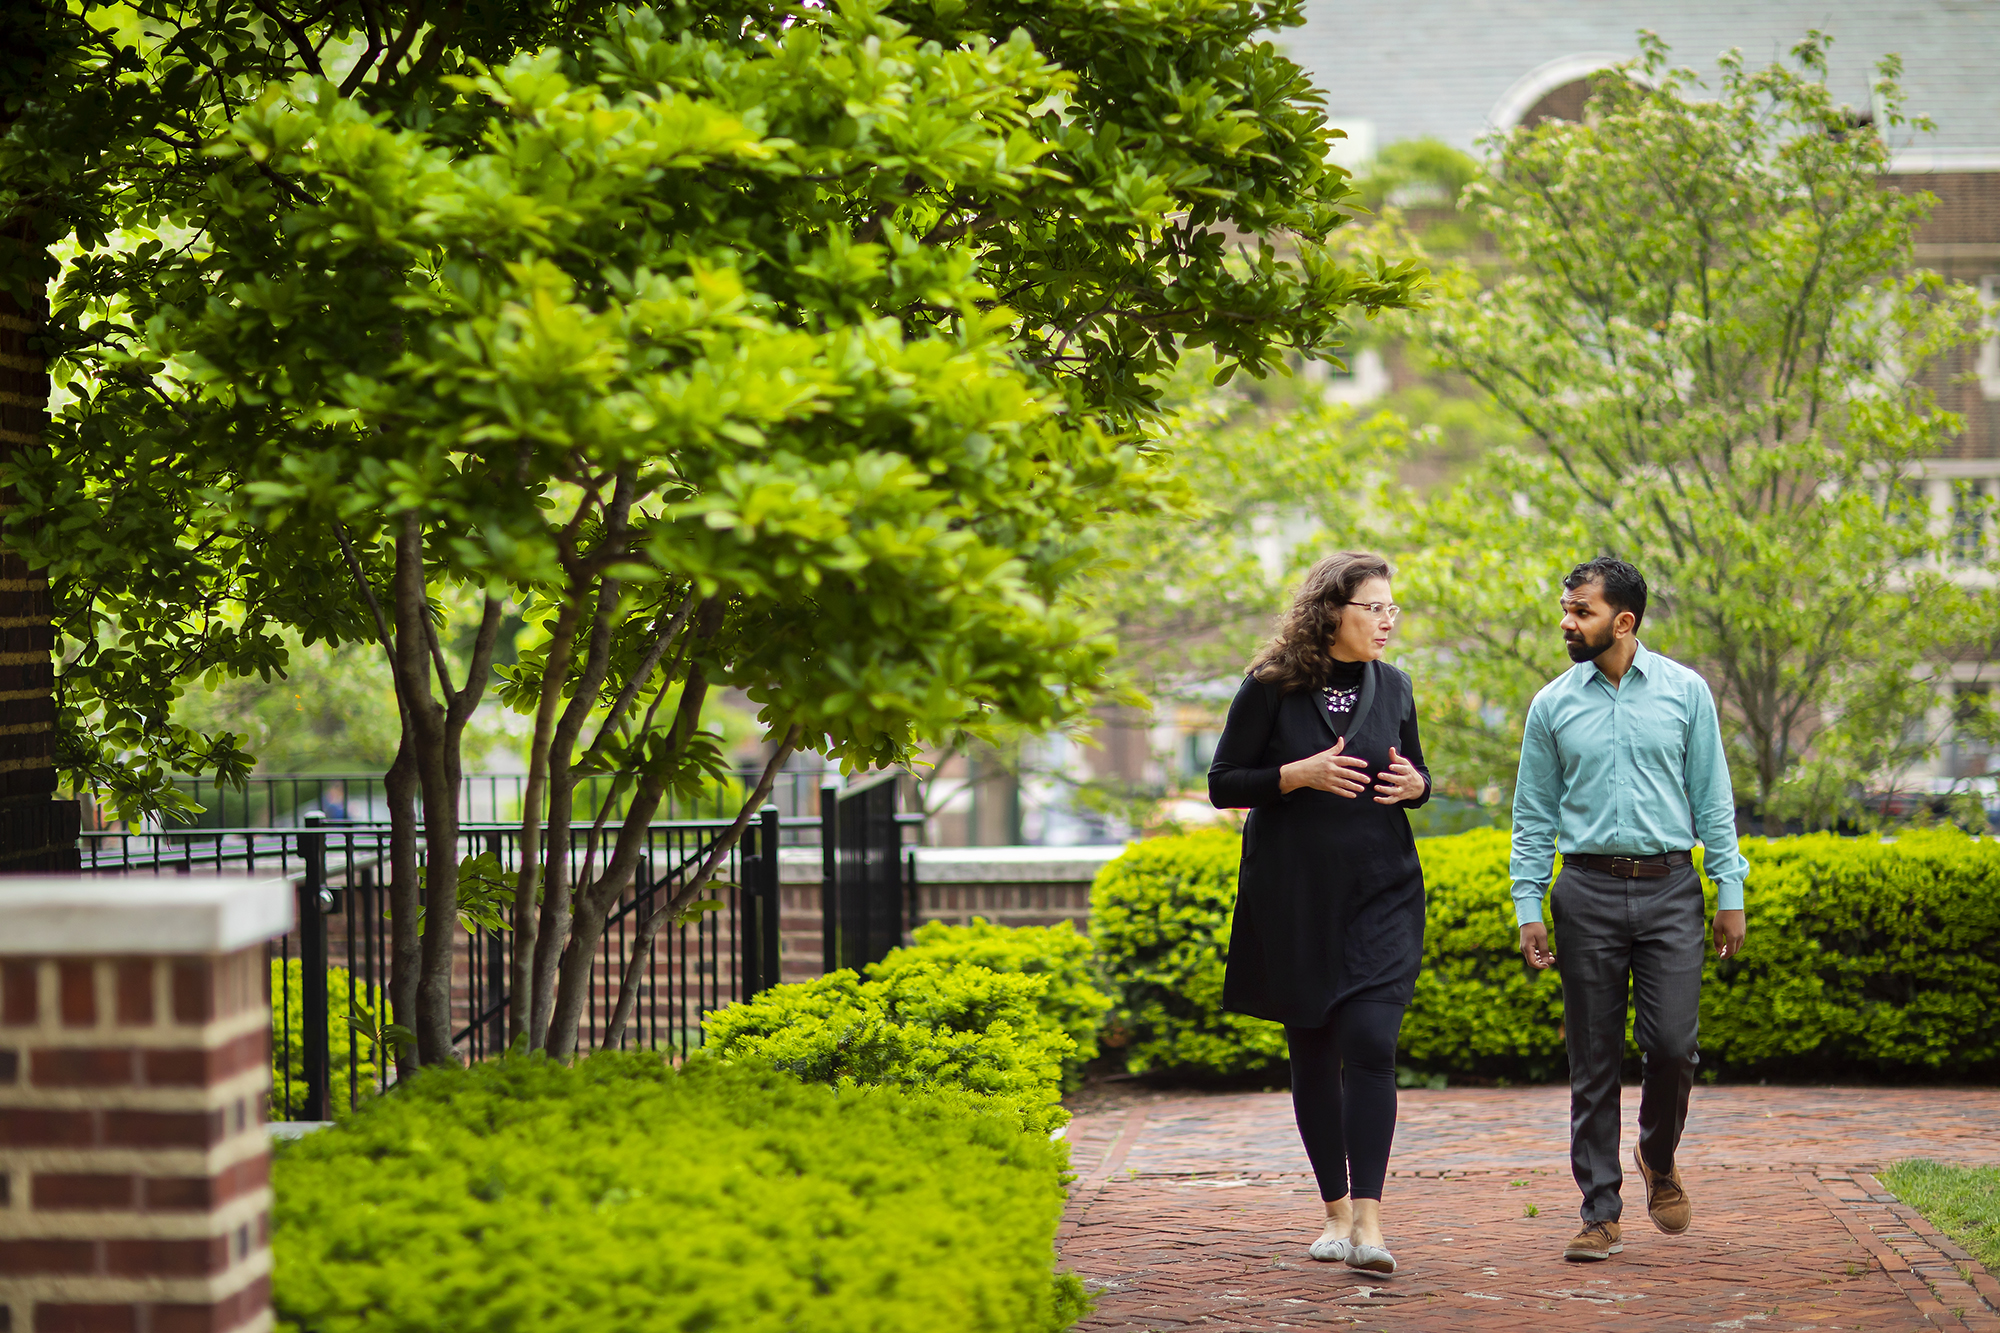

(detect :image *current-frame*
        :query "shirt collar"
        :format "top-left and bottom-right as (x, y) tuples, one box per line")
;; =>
(1589, 639), (1650, 686)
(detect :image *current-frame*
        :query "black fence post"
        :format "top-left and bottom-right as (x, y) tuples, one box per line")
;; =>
(740, 803), (782, 999)
(298, 811), (329, 1122)
(760, 804), (782, 993)
(820, 780), (839, 974)
(485, 831), (506, 1058)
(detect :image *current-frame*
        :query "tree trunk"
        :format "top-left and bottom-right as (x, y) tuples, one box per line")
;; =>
(387, 514), (458, 1065)
(509, 601), (580, 1045)
(384, 737), (421, 1079)
(524, 477), (638, 1051)
(599, 725), (799, 1050)
(542, 651), (713, 1060)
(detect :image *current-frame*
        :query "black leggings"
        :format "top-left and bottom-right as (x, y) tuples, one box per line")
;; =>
(1285, 1001), (1405, 1202)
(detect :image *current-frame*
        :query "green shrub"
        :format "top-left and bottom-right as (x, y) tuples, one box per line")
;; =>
(875, 918), (1112, 1087)
(702, 959), (1071, 1134)
(1701, 830), (2000, 1078)
(1092, 826), (2000, 1081)
(1402, 827), (1566, 1080)
(272, 1054), (1088, 1333)
(269, 959), (390, 1120)
(1088, 827), (1286, 1074)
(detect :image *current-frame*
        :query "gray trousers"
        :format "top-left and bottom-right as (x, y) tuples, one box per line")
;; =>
(1551, 862), (1705, 1224)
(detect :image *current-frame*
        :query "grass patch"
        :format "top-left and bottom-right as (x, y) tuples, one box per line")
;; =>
(1882, 1160), (2000, 1272)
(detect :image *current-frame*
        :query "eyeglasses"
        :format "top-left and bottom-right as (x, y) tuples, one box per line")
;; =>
(1338, 601), (1401, 625)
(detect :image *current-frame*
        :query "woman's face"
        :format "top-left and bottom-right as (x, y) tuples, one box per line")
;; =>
(1330, 576), (1395, 662)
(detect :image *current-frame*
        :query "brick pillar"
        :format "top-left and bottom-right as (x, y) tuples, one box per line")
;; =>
(0, 877), (292, 1333)
(0, 208), (76, 872)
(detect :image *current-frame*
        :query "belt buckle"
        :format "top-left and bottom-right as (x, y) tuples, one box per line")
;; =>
(1608, 856), (1637, 878)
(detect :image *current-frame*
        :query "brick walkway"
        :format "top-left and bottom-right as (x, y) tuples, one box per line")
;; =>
(1059, 1085), (2000, 1332)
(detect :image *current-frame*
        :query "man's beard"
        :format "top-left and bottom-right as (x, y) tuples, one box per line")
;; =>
(1565, 625), (1613, 663)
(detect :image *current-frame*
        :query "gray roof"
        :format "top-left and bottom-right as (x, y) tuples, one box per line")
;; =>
(1288, 0), (2000, 171)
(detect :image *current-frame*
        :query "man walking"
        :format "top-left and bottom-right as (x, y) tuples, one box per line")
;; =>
(1511, 557), (1747, 1262)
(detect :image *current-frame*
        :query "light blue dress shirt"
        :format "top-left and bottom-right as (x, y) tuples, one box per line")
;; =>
(1509, 641), (1748, 925)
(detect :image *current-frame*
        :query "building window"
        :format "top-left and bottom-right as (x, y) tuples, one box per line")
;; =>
(1952, 478), (1984, 560)
(1952, 479), (1990, 564)
(1979, 276), (2000, 401)
(1180, 731), (1220, 780)
(1951, 683), (1995, 779)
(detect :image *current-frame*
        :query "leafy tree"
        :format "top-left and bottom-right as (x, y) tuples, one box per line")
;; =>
(3, 0), (1420, 1063)
(0, 0), (614, 825)
(1089, 365), (1407, 700)
(1348, 137), (1478, 215)
(1393, 32), (1990, 823)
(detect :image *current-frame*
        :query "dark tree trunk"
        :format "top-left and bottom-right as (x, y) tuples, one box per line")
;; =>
(385, 738), (421, 1078)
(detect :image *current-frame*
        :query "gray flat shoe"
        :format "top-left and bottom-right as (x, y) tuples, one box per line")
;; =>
(1308, 1233), (1352, 1262)
(1345, 1243), (1397, 1274)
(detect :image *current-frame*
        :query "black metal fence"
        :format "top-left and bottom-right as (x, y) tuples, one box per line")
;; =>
(83, 767), (833, 840)
(80, 771), (914, 1120)
(821, 772), (922, 973)
(83, 809), (785, 1120)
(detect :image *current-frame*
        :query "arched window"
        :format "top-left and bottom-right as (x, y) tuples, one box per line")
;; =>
(1487, 53), (1633, 134)
(1519, 76), (1599, 129)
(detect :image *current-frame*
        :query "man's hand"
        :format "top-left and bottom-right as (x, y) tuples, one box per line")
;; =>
(1712, 909), (1746, 959)
(1278, 736), (1372, 798)
(1372, 747), (1426, 804)
(1519, 921), (1555, 970)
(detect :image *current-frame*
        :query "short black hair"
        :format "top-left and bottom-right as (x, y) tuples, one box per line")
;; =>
(1563, 556), (1647, 632)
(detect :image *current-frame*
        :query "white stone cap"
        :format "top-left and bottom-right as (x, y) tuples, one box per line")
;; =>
(0, 875), (295, 956)
(778, 844), (1127, 885)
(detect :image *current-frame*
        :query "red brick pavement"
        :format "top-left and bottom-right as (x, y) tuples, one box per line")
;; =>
(1058, 1086), (2000, 1332)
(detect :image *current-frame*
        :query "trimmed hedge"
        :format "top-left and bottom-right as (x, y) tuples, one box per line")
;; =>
(1701, 830), (2000, 1077)
(272, 1055), (1087, 1333)
(880, 918), (1112, 1088)
(1092, 825), (2000, 1081)
(1089, 827), (1286, 1075)
(701, 958), (1071, 1134)
(1402, 828), (1564, 1080)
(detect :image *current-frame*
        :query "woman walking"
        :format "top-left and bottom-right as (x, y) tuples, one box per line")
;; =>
(1208, 552), (1431, 1274)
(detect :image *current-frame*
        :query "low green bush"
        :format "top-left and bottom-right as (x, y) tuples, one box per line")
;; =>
(1402, 827), (1565, 1081)
(1701, 830), (2000, 1078)
(876, 918), (1112, 1087)
(272, 1054), (1087, 1333)
(702, 958), (1071, 1134)
(269, 959), (389, 1120)
(1092, 826), (2000, 1082)
(1088, 827), (1286, 1075)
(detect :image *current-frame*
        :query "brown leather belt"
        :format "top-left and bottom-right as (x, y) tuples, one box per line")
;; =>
(1568, 851), (1693, 880)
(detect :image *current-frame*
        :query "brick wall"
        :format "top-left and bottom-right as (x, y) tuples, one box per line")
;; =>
(0, 878), (291, 1333)
(0, 262), (75, 874)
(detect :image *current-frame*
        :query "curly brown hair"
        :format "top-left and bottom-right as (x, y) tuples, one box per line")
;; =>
(1247, 551), (1393, 693)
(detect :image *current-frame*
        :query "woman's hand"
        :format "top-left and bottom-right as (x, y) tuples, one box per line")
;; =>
(1278, 736), (1373, 798)
(1371, 747), (1426, 805)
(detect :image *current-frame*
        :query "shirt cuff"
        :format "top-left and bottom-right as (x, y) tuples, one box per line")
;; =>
(1510, 881), (1548, 926)
(1714, 881), (1745, 912)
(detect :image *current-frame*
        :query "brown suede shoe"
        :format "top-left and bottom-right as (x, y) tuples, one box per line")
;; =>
(1564, 1221), (1622, 1261)
(1632, 1144), (1692, 1234)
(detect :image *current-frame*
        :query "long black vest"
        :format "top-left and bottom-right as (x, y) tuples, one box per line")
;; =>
(1207, 661), (1431, 1026)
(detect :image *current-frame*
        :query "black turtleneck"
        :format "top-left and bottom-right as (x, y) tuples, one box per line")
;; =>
(1319, 658), (1366, 735)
